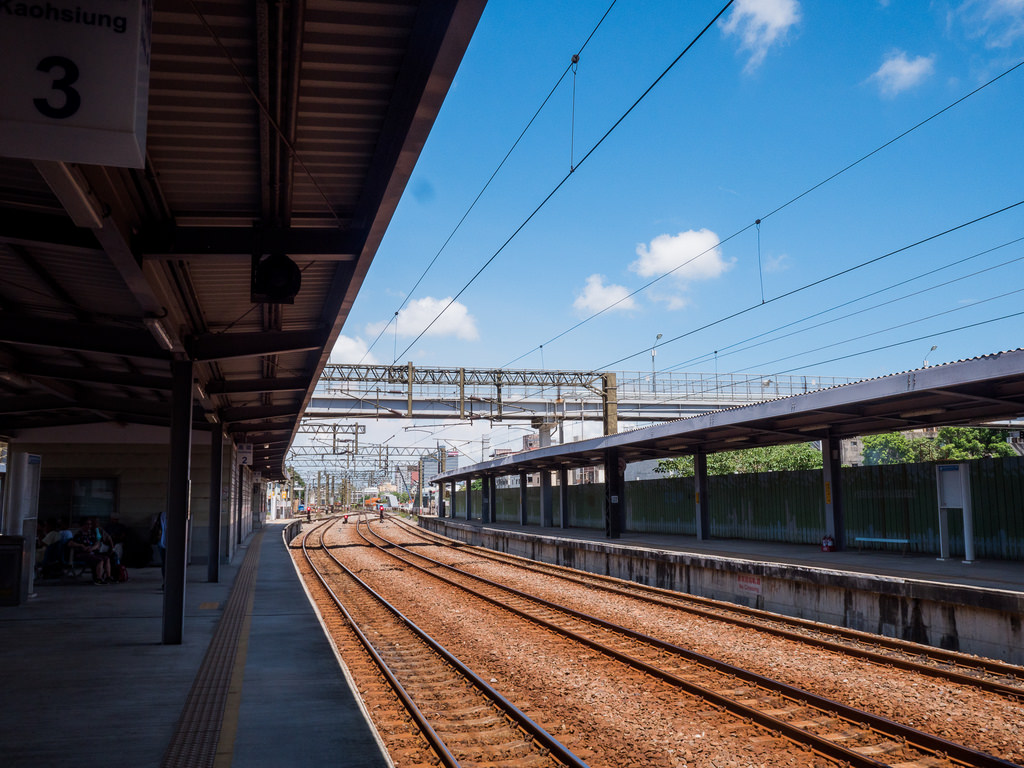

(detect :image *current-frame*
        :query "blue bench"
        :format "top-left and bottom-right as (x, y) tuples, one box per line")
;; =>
(854, 536), (909, 555)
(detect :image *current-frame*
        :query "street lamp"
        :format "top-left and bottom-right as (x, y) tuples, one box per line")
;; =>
(923, 345), (937, 367)
(651, 333), (662, 394)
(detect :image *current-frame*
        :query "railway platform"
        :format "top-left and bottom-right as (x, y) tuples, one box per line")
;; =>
(0, 520), (390, 768)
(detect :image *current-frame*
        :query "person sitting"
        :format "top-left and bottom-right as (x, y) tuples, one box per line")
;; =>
(37, 519), (74, 578)
(67, 519), (112, 584)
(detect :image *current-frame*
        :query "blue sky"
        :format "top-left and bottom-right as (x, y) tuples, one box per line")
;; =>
(322, 0), (1024, 456)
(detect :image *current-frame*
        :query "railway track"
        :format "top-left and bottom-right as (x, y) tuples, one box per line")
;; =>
(393, 516), (1024, 700)
(355, 515), (1021, 768)
(299, 518), (590, 768)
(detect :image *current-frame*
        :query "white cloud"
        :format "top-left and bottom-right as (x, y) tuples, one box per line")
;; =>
(764, 252), (790, 273)
(330, 334), (377, 364)
(955, 0), (1024, 48)
(869, 51), (936, 97)
(631, 229), (734, 310)
(366, 296), (479, 341)
(631, 229), (732, 279)
(721, 0), (801, 72)
(573, 274), (637, 315)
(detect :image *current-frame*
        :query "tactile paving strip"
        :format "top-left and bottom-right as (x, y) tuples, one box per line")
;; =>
(160, 528), (265, 768)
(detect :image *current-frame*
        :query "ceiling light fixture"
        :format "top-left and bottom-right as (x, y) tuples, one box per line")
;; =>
(143, 316), (174, 351)
(898, 407), (946, 419)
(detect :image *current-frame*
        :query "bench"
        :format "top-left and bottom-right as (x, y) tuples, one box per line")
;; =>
(854, 536), (909, 555)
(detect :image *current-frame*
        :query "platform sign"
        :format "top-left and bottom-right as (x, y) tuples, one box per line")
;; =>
(737, 573), (762, 597)
(237, 443), (253, 466)
(0, 0), (152, 167)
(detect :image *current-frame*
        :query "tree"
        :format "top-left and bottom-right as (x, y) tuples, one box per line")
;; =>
(862, 433), (921, 465)
(862, 427), (1014, 465)
(935, 427), (1016, 460)
(285, 466), (306, 488)
(655, 443), (823, 477)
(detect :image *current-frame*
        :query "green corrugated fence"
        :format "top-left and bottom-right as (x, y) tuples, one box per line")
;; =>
(441, 457), (1023, 559)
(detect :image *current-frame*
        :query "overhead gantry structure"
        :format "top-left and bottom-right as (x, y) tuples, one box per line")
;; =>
(309, 363), (860, 431)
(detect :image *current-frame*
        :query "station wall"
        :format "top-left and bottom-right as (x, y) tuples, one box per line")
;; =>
(11, 423), (255, 566)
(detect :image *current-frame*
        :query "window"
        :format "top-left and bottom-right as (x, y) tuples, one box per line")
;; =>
(39, 477), (118, 527)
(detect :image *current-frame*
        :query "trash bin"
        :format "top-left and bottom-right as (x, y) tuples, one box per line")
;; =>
(0, 535), (28, 606)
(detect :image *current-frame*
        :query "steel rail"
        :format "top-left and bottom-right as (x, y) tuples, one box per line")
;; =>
(363, 517), (1020, 768)
(395, 518), (1024, 698)
(303, 516), (591, 768)
(300, 519), (461, 768)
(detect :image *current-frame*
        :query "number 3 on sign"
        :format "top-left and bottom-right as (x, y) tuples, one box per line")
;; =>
(34, 56), (81, 119)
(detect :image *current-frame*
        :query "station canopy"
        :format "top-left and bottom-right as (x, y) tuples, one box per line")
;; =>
(0, 0), (486, 479)
(434, 349), (1024, 482)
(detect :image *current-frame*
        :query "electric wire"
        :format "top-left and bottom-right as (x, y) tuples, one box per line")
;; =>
(355, 0), (620, 367)
(596, 198), (1024, 372)
(488, 207), (1024, 416)
(661, 235), (1024, 374)
(744, 289), (1024, 380)
(504, 57), (1024, 368)
(753, 308), (1024, 383)
(393, 0), (736, 363)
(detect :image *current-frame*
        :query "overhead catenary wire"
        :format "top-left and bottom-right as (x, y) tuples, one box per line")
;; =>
(489, 203), (1024, 417)
(595, 198), (1024, 372)
(661, 235), (1024, 375)
(738, 288), (1024, 379)
(393, 0), (737, 363)
(504, 57), (1024, 369)
(355, 0), (620, 367)
(651, 286), (1024, 409)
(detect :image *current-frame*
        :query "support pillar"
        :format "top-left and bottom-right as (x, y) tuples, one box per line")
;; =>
(822, 436), (846, 550)
(207, 425), (224, 583)
(437, 482), (445, 517)
(163, 358), (193, 645)
(604, 448), (624, 539)
(481, 476), (493, 523)
(694, 450), (710, 541)
(540, 470), (553, 527)
(488, 476), (497, 523)
(558, 467), (568, 528)
(519, 471), (528, 525)
(450, 481), (457, 518)
(465, 479), (473, 521)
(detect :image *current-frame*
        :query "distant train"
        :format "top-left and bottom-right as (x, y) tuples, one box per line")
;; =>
(363, 493), (400, 510)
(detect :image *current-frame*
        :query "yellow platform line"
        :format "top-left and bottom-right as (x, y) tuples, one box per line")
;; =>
(160, 528), (264, 768)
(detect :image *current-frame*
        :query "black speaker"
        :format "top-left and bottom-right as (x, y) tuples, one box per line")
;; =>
(251, 252), (301, 303)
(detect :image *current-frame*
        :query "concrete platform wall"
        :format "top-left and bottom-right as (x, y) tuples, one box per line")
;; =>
(423, 518), (1024, 665)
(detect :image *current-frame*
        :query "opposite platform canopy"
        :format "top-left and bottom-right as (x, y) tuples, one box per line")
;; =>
(434, 348), (1024, 482)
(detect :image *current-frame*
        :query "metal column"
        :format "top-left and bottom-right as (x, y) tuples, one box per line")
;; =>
(207, 425), (223, 583)
(464, 479), (473, 521)
(539, 470), (553, 527)
(694, 450), (710, 540)
(163, 358), (193, 645)
(604, 448), (623, 539)
(558, 467), (568, 528)
(822, 436), (846, 550)
(481, 475), (493, 523)
(519, 471), (527, 525)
